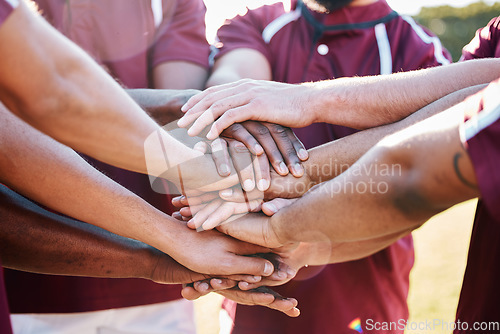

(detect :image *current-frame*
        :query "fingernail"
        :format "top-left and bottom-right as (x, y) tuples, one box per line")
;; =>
(279, 162), (288, 175)
(264, 262), (273, 276)
(287, 268), (296, 277)
(220, 189), (233, 197)
(213, 279), (222, 285)
(252, 276), (261, 282)
(291, 163), (304, 176)
(276, 270), (286, 279)
(199, 282), (209, 292)
(219, 163), (230, 175)
(181, 104), (188, 112)
(187, 128), (196, 137)
(240, 281), (249, 289)
(243, 179), (255, 191)
(207, 130), (217, 140)
(298, 149), (308, 160)
(255, 144), (264, 155)
(258, 179), (269, 191)
(180, 195), (187, 204)
(265, 203), (277, 214)
(177, 118), (185, 127)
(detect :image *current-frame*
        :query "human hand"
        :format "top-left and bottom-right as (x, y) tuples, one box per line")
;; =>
(164, 220), (279, 277)
(222, 121), (308, 178)
(178, 79), (316, 140)
(171, 167), (312, 230)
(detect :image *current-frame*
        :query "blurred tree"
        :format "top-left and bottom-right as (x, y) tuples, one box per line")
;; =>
(414, 1), (500, 61)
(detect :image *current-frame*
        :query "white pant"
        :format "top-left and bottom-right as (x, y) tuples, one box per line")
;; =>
(11, 299), (196, 334)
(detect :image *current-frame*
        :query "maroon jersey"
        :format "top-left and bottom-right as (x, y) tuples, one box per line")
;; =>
(0, 0), (16, 27)
(0, 265), (12, 334)
(456, 78), (500, 333)
(4, 0), (209, 314)
(462, 16), (500, 60)
(216, 1), (451, 333)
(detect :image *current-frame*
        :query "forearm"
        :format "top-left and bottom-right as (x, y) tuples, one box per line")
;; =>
(0, 185), (206, 284)
(207, 48), (272, 87)
(271, 102), (479, 245)
(308, 59), (500, 129)
(0, 185), (156, 278)
(127, 89), (200, 126)
(302, 84), (486, 185)
(0, 2), (201, 175)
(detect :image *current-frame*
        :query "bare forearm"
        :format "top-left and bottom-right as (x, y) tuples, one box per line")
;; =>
(127, 89), (200, 126)
(309, 59), (500, 129)
(0, 186), (207, 284)
(0, 186), (155, 278)
(272, 103), (479, 244)
(302, 84), (486, 185)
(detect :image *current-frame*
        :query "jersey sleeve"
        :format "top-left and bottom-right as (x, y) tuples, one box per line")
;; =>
(214, 3), (286, 65)
(0, 0), (18, 28)
(150, 0), (209, 69)
(390, 16), (452, 72)
(462, 16), (500, 60)
(461, 78), (500, 217)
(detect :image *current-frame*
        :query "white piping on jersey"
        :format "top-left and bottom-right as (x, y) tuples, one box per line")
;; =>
(461, 102), (500, 142)
(374, 23), (392, 75)
(5, 0), (19, 8)
(151, 0), (163, 28)
(262, 5), (302, 43)
(402, 15), (451, 66)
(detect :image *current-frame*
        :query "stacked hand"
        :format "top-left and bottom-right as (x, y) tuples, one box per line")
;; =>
(145, 86), (320, 316)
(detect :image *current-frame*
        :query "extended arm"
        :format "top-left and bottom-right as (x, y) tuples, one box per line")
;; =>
(0, 106), (274, 277)
(0, 1), (208, 178)
(219, 88), (481, 250)
(0, 185), (205, 284)
(180, 58), (500, 139)
(273, 97), (479, 246)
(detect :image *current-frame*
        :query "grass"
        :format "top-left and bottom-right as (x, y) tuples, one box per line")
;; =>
(194, 200), (478, 334)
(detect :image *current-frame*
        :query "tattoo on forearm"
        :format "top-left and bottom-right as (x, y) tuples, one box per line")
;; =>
(453, 153), (477, 189)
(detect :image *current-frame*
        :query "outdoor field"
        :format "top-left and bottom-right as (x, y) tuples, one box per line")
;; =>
(193, 199), (478, 334)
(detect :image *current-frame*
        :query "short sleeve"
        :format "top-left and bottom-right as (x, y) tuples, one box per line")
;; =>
(461, 78), (500, 217)
(462, 16), (500, 60)
(215, 3), (286, 65)
(0, 0), (18, 28)
(150, 0), (210, 69)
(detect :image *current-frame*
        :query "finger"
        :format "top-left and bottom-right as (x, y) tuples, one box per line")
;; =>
(210, 138), (232, 177)
(201, 200), (263, 231)
(208, 278), (238, 291)
(193, 141), (209, 154)
(180, 81), (243, 115)
(219, 187), (263, 203)
(181, 285), (207, 300)
(228, 139), (255, 192)
(217, 288), (300, 317)
(187, 95), (252, 137)
(221, 275), (261, 283)
(218, 254), (274, 277)
(253, 153), (271, 191)
(188, 199), (223, 230)
(243, 122), (289, 176)
(182, 192), (220, 207)
(262, 198), (297, 216)
(265, 124), (304, 177)
(172, 195), (185, 208)
(172, 212), (184, 221)
(288, 131), (309, 161)
(206, 105), (255, 140)
(222, 124), (264, 156)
